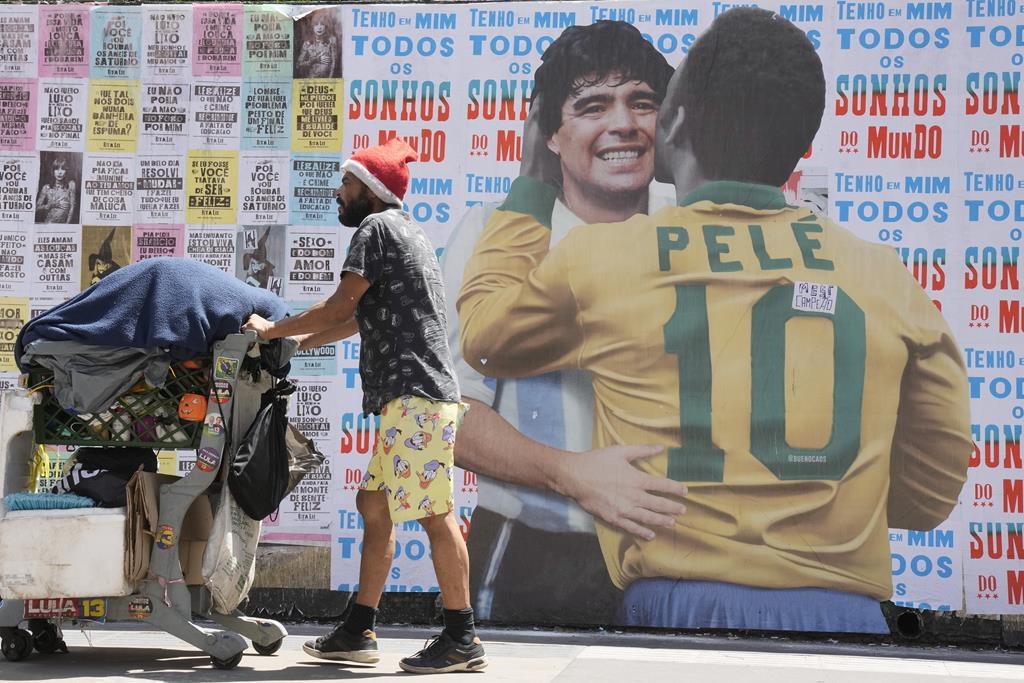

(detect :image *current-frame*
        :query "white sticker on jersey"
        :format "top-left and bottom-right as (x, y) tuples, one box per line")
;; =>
(792, 281), (837, 315)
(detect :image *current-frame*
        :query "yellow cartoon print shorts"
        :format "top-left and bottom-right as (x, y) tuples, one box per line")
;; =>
(359, 395), (468, 523)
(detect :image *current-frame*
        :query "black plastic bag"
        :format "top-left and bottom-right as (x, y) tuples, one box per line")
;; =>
(228, 379), (294, 520)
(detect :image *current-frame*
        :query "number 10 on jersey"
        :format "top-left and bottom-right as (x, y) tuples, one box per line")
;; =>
(663, 283), (866, 483)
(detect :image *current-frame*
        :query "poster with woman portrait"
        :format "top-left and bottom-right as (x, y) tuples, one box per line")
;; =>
(291, 7), (341, 80)
(35, 150), (81, 225)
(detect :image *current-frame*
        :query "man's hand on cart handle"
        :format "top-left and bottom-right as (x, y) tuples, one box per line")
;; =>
(242, 314), (275, 340)
(243, 313), (358, 350)
(243, 274), (369, 343)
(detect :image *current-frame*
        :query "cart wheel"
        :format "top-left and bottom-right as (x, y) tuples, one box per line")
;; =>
(211, 651), (244, 670)
(2, 629), (33, 662)
(252, 637), (284, 656)
(32, 623), (66, 655)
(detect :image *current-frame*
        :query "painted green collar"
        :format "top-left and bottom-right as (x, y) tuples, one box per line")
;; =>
(680, 180), (792, 210)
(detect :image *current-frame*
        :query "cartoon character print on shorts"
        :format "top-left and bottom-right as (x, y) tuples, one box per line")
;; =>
(381, 425), (402, 454)
(393, 453), (411, 478)
(417, 459), (444, 489)
(441, 421), (456, 450)
(358, 395), (466, 523)
(393, 485), (412, 512)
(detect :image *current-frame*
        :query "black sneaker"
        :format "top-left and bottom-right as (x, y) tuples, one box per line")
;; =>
(302, 624), (380, 663)
(399, 632), (487, 674)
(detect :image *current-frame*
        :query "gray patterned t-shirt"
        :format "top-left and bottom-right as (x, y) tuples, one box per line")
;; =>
(342, 208), (460, 415)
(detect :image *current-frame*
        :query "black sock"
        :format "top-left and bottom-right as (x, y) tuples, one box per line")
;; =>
(442, 607), (476, 646)
(343, 603), (377, 635)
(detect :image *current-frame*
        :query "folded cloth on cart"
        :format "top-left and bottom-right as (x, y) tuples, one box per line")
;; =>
(15, 257), (288, 412)
(4, 491), (96, 511)
(52, 447), (157, 507)
(20, 343), (171, 414)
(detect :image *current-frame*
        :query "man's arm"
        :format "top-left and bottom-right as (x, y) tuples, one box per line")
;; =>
(456, 398), (687, 540)
(887, 283), (973, 530)
(293, 317), (358, 351)
(457, 177), (585, 377)
(243, 271), (369, 340)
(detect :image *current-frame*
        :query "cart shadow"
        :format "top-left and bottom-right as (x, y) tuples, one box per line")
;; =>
(0, 647), (405, 681)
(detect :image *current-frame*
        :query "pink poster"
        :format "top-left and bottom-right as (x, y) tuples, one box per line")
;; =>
(38, 5), (89, 79)
(132, 224), (184, 262)
(192, 4), (242, 78)
(0, 79), (36, 151)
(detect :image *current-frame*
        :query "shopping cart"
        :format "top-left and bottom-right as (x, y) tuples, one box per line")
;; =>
(0, 332), (287, 670)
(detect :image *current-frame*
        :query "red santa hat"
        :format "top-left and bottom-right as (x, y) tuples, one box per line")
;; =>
(341, 138), (418, 206)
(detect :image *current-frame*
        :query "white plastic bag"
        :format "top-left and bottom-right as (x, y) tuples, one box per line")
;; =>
(202, 488), (260, 614)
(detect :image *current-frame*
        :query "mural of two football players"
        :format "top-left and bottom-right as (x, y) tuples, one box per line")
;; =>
(449, 8), (972, 633)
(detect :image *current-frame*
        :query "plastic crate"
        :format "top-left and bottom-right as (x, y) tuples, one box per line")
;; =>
(30, 360), (212, 448)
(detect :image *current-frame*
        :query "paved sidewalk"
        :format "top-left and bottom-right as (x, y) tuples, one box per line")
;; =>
(1, 624), (1021, 682)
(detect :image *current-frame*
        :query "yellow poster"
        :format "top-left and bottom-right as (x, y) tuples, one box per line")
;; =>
(0, 297), (28, 372)
(291, 79), (343, 153)
(86, 80), (140, 153)
(156, 450), (177, 476)
(185, 150), (239, 225)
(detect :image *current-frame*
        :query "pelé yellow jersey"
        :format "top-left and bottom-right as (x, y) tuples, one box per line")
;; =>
(457, 177), (972, 599)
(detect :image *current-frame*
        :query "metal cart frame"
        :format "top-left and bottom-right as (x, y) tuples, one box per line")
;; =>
(0, 332), (287, 670)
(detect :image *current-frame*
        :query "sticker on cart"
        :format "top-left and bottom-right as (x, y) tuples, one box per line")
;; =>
(204, 412), (224, 436)
(214, 356), (239, 380)
(210, 380), (232, 404)
(156, 524), (175, 549)
(25, 598), (107, 622)
(196, 446), (221, 472)
(177, 393), (208, 422)
(128, 596), (153, 620)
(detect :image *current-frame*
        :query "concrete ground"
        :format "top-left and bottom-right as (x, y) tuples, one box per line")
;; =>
(0, 623), (1022, 682)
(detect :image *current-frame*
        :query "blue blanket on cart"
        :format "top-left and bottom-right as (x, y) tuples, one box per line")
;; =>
(15, 257), (288, 367)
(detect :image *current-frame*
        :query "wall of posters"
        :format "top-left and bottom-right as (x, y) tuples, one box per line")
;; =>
(1, 2), (1021, 632)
